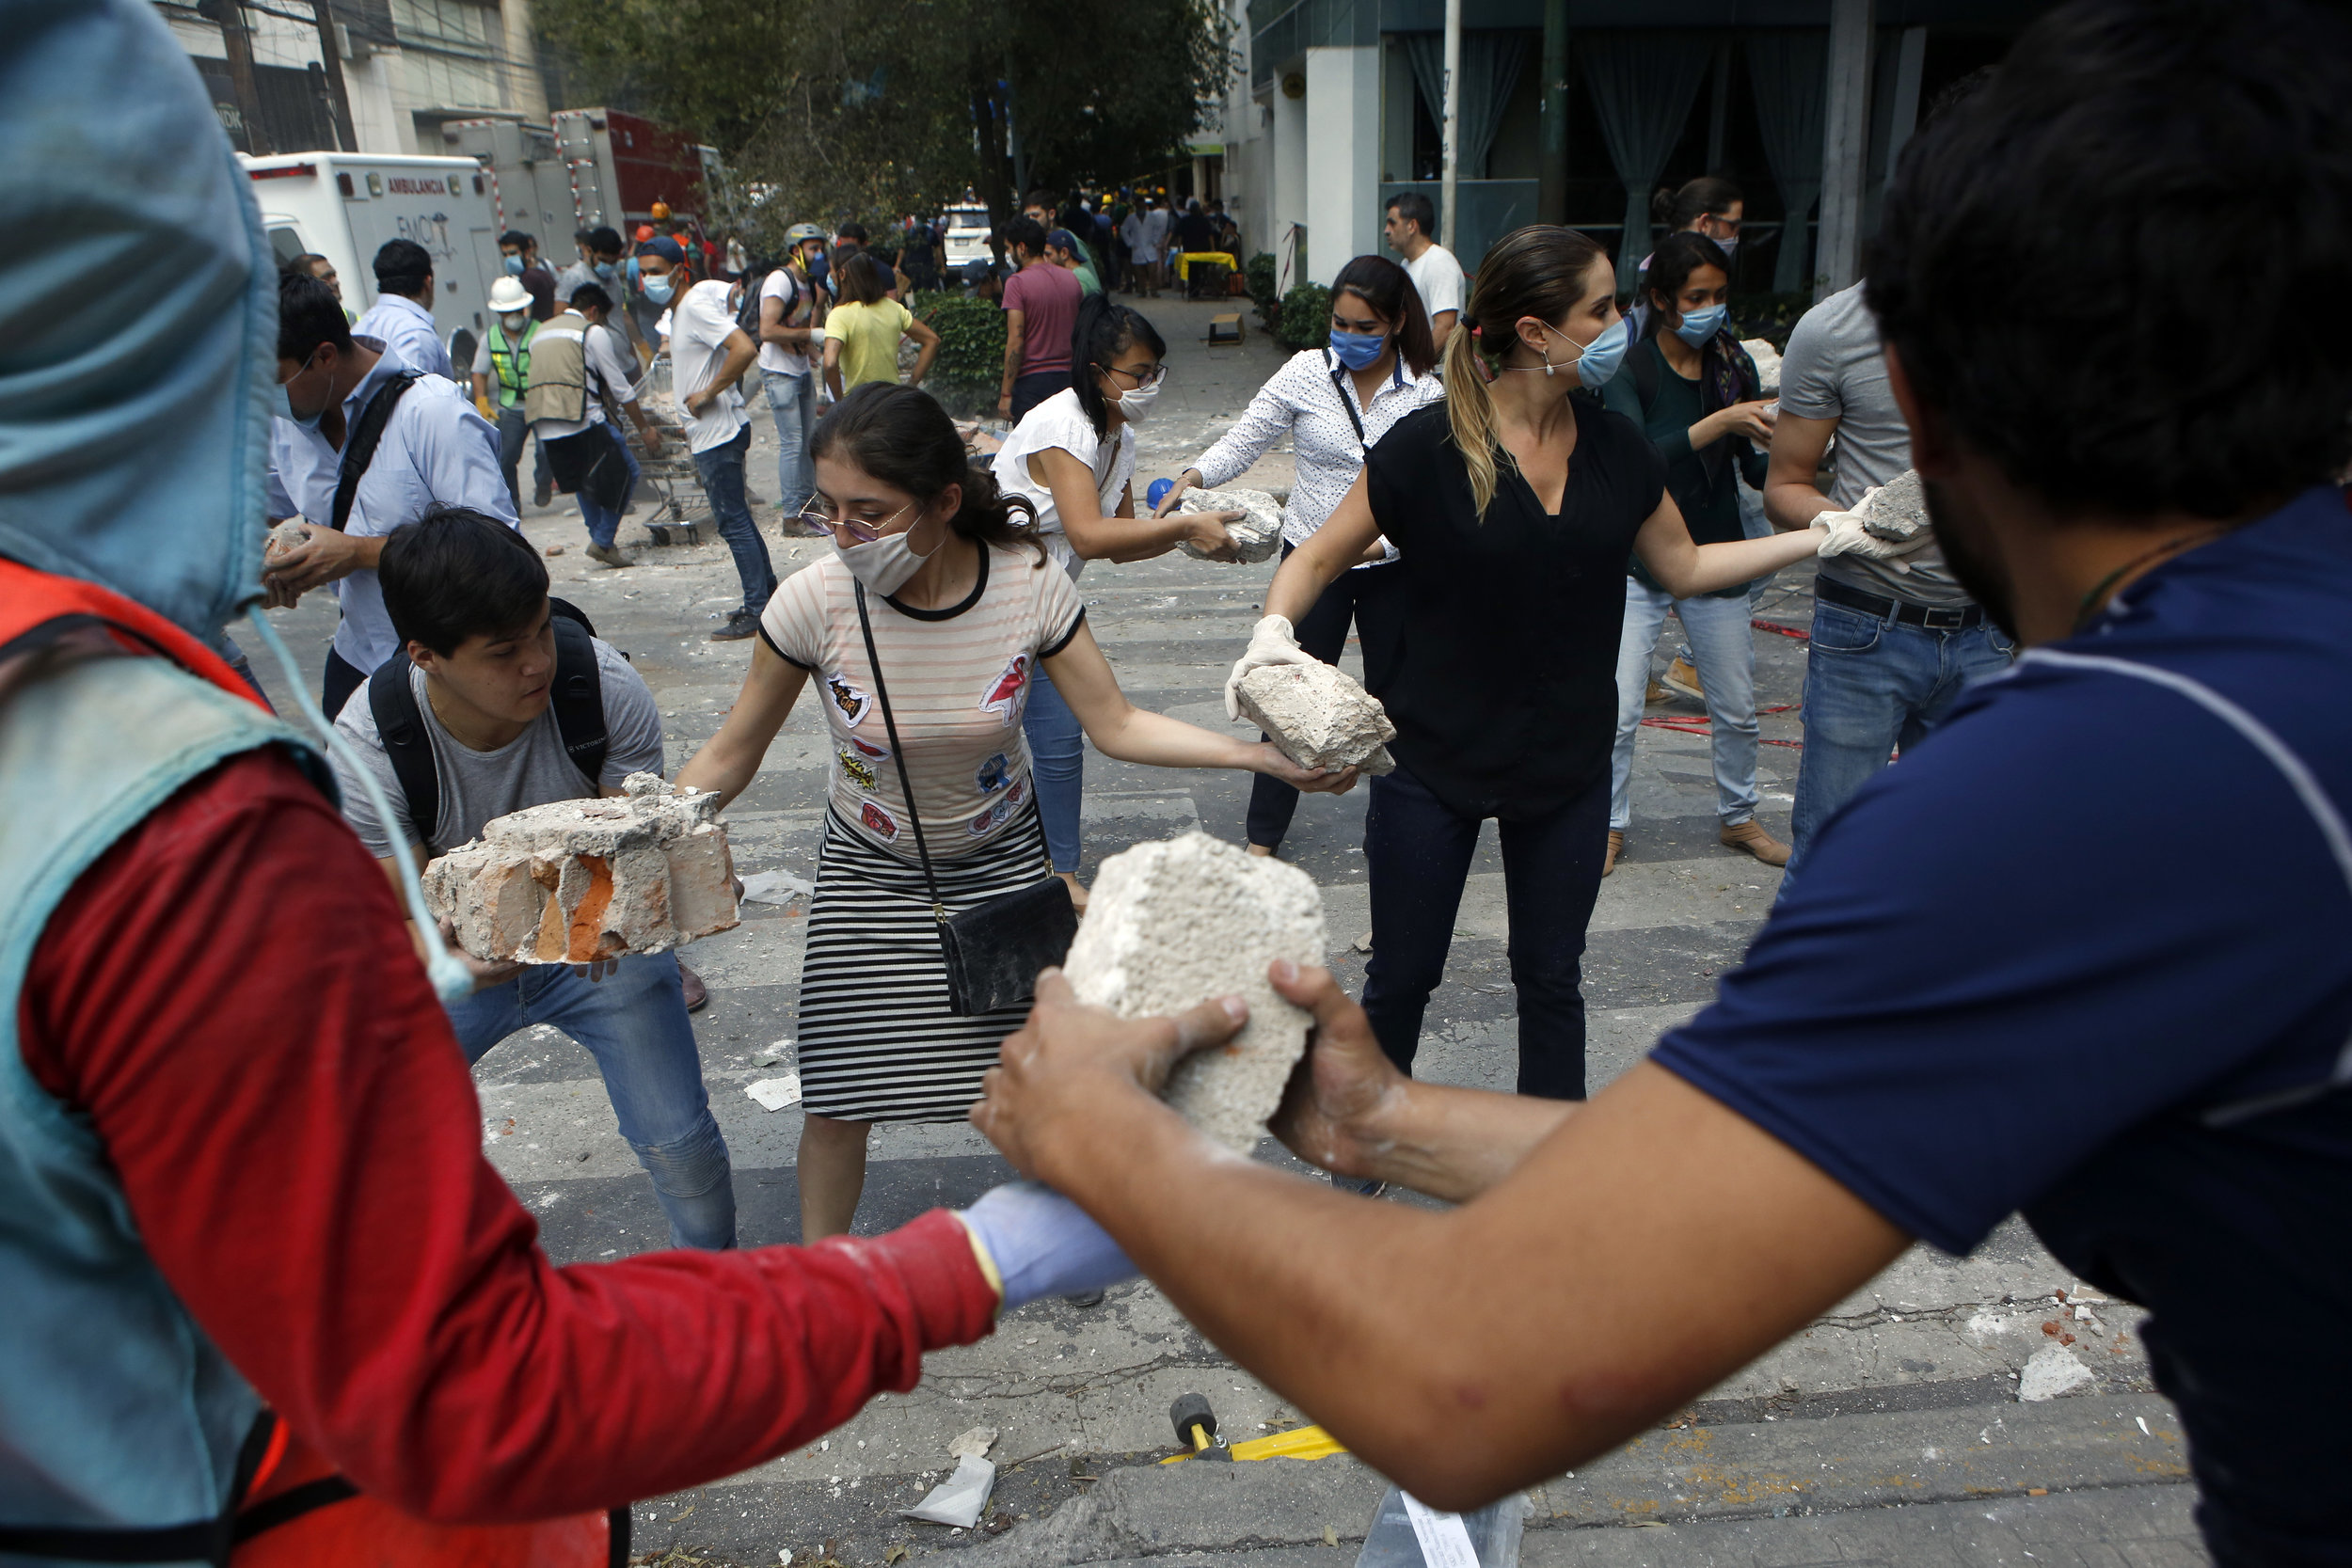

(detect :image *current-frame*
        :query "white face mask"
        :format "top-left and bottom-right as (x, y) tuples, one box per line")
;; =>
(833, 526), (932, 595)
(1112, 381), (1160, 423)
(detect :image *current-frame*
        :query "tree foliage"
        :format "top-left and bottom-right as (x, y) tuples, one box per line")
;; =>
(534, 0), (1230, 243)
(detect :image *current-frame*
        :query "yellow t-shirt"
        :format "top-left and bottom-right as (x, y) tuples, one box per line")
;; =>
(824, 298), (914, 389)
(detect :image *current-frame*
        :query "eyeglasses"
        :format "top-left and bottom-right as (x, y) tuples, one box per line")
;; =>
(796, 497), (914, 543)
(1101, 363), (1167, 389)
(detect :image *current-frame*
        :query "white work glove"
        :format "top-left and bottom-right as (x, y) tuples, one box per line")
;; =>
(1813, 502), (1926, 574)
(1224, 613), (1317, 721)
(956, 1181), (1136, 1310)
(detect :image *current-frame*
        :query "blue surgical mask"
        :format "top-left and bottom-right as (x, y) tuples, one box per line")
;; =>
(595, 260), (617, 280)
(1327, 329), (1385, 371)
(1672, 303), (1729, 346)
(642, 273), (675, 305)
(503, 254), (524, 276)
(1547, 317), (1629, 389)
(274, 350), (327, 430)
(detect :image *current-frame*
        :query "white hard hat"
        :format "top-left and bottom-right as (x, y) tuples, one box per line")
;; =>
(487, 276), (532, 312)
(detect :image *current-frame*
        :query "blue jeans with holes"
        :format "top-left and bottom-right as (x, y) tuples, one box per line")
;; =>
(1611, 579), (1760, 832)
(574, 423), (640, 550)
(691, 425), (778, 613)
(1022, 666), (1085, 874)
(767, 371), (818, 517)
(1787, 598), (2015, 879)
(447, 952), (736, 1249)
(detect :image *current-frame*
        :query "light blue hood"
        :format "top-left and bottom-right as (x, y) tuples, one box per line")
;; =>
(0, 0), (276, 641)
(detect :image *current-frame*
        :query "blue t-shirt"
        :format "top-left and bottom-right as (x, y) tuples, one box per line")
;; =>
(1652, 485), (2352, 1564)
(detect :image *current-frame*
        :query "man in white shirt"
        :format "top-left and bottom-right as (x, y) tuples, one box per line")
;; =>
(1382, 192), (1464, 352)
(351, 237), (454, 379)
(757, 223), (829, 525)
(264, 273), (516, 716)
(635, 237), (776, 641)
(1138, 195), (1173, 298)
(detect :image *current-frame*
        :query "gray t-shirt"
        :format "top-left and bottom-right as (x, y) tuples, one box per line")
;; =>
(331, 636), (664, 858)
(1779, 284), (1966, 606)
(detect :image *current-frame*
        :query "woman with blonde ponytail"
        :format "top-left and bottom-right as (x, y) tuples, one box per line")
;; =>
(1225, 225), (1851, 1118)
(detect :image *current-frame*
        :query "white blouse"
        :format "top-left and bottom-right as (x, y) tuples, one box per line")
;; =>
(990, 387), (1137, 580)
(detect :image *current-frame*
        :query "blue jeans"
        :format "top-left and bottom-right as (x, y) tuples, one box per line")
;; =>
(767, 371), (818, 516)
(574, 423), (640, 549)
(1611, 579), (1759, 831)
(496, 403), (550, 513)
(447, 952), (736, 1249)
(1022, 665), (1084, 874)
(1788, 598), (2015, 877)
(691, 425), (778, 613)
(1360, 761), (1610, 1101)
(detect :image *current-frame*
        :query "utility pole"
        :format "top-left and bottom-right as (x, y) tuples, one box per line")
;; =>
(1438, 0), (1461, 251)
(308, 0), (358, 151)
(1536, 0), (1567, 225)
(1815, 0), (1874, 298)
(198, 0), (270, 155)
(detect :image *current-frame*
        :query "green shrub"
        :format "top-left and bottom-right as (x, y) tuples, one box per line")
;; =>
(906, 292), (1008, 420)
(1275, 283), (1332, 353)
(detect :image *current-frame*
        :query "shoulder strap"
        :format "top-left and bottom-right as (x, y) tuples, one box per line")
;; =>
(853, 580), (945, 919)
(1327, 356), (1368, 451)
(329, 372), (423, 533)
(366, 655), (439, 847)
(547, 610), (607, 787)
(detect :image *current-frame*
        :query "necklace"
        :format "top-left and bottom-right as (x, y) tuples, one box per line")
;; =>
(2071, 527), (2231, 632)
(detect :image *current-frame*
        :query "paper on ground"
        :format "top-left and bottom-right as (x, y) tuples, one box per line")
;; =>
(905, 1454), (995, 1527)
(746, 1074), (803, 1111)
(741, 869), (815, 904)
(1401, 1495), (1480, 1568)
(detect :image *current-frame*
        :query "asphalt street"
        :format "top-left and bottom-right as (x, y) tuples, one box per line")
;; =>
(246, 294), (2203, 1567)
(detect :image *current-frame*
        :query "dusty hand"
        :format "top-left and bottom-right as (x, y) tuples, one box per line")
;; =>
(1152, 469), (1201, 518)
(641, 428), (665, 458)
(437, 917), (522, 990)
(1223, 614), (1318, 721)
(1184, 512), (1244, 562)
(1265, 959), (1408, 1180)
(264, 527), (367, 595)
(997, 392), (1014, 419)
(686, 388), (716, 416)
(972, 970), (1247, 1181)
(1720, 400), (1777, 444)
(1253, 742), (1358, 796)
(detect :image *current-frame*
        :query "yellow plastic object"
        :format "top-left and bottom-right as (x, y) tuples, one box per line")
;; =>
(1158, 1425), (1347, 1465)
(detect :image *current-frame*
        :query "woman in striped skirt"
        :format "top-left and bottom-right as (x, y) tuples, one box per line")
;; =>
(678, 383), (1353, 1239)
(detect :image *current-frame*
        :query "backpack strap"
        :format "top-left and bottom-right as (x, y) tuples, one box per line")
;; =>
(366, 654), (440, 850)
(329, 372), (423, 533)
(547, 606), (608, 788)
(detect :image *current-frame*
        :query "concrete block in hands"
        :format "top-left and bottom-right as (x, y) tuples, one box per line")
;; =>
(1858, 468), (1930, 543)
(264, 520), (312, 558)
(1740, 339), (1782, 396)
(1063, 832), (1327, 1152)
(1236, 661), (1397, 775)
(424, 773), (738, 963)
(1177, 487), (1284, 563)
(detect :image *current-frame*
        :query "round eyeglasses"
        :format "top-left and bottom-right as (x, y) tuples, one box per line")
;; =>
(796, 497), (914, 543)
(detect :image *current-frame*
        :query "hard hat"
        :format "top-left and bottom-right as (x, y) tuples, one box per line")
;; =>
(487, 276), (532, 312)
(651, 200), (672, 221)
(635, 224), (655, 242)
(787, 221), (825, 244)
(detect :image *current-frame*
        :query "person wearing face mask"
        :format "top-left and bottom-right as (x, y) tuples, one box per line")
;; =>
(676, 384), (1347, 1241)
(1154, 255), (1443, 861)
(1600, 230), (1786, 874)
(758, 222), (831, 525)
(498, 230), (557, 321)
(1226, 225), (1856, 1111)
(1625, 177), (1743, 343)
(470, 274), (552, 514)
(264, 272), (517, 718)
(990, 294), (1241, 909)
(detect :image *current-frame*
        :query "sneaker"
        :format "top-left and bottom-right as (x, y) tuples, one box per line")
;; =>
(584, 542), (634, 569)
(1719, 819), (1791, 867)
(1645, 678), (1670, 705)
(532, 477), (552, 508)
(1063, 1291), (1106, 1308)
(1662, 657), (1704, 702)
(711, 608), (761, 641)
(1604, 829), (1625, 877)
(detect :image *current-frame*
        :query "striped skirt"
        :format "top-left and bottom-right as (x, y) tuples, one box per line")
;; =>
(796, 799), (1055, 1122)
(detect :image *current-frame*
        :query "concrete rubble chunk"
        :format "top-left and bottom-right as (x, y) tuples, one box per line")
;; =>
(1858, 468), (1930, 543)
(1236, 662), (1397, 775)
(1741, 338), (1783, 396)
(1176, 486), (1284, 563)
(264, 520), (312, 558)
(2016, 1343), (2096, 1402)
(424, 772), (738, 963)
(1063, 832), (1327, 1152)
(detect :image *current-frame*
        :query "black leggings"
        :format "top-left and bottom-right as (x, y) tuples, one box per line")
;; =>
(1245, 549), (1403, 848)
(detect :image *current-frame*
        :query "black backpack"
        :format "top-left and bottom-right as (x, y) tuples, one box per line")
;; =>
(367, 598), (606, 848)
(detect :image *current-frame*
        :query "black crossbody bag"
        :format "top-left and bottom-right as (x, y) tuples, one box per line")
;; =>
(854, 580), (1078, 1015)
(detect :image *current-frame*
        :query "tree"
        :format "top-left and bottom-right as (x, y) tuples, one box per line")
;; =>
(534, 0), (1227, 239)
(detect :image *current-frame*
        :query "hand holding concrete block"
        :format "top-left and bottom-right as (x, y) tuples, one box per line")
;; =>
(423, 773), (739, 963)
(264, 520), (312, 559)
(1062, 832), (1327, 1152)
(1236, 661), (1398, 775)
(1176, 487), (1284, 563)
(1856, 468), (1931, 544)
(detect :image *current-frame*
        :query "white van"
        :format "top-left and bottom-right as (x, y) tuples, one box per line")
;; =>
(942, 203), (993, 277)
(242, 151), (507, 372)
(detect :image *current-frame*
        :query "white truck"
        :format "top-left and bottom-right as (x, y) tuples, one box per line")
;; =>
(941, 201), (993, 277)
(439, 119), (581, 251)
(241, 151), (506, 372)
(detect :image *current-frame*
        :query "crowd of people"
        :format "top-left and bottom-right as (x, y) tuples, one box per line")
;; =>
(4, 0), (2347, 1561)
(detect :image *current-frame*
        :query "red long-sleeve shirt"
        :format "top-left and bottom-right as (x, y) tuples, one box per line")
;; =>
(16, 748), (999, 1522)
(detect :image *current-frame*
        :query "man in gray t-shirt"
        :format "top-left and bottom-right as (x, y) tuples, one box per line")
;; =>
(1764, 283), (2013, 876)
(332, 508), (736, 1250)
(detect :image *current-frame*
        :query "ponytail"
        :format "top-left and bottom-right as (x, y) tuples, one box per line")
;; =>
(1440, 224), (1611, 520)
(1440, 322), (1505, 519)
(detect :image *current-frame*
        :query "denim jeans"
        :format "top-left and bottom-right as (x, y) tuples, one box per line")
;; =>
(495, 403), (550, 514)
(1360, 761), (1610, 1101)
(1611, 579), (1759, 832)
(1787, 598), (2015, 877)
(1022, 665), (1084, 874)
(691, 425), (778, 613)
(1246, 550), (1400, 849)
(447, 952), (736, 1249)
(573, 423), (640, 549)
(767, 371), (818, 516)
